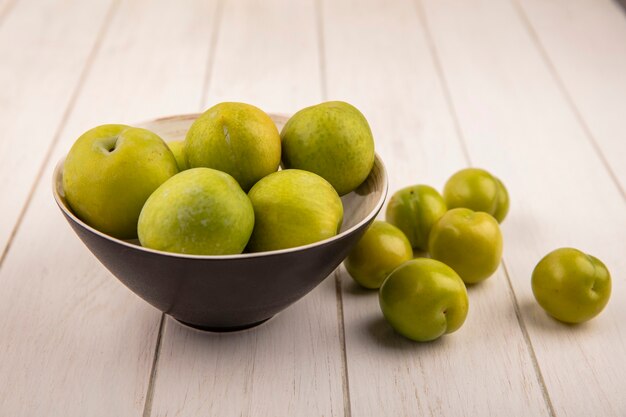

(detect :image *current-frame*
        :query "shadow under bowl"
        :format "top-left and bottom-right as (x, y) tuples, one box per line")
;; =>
(53, 113), (387, 331)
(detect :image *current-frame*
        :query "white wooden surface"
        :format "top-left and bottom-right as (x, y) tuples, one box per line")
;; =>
(0, 0), (213, 415)
(420, 1), (626, 415)
(0, 0), (112, 257)
(148, 1), (345, 416)
(323, 0), (548, 415)
(517, 0), (626, 193)
(0, 0), (624, 416)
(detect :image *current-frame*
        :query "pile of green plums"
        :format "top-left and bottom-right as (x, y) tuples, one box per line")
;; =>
(345, 168), (612, 342)
(62, 100), (612, 342)
(63, 101), (375, 255)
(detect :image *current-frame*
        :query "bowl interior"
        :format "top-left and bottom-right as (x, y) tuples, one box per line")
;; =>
(54, 113), (387, 257)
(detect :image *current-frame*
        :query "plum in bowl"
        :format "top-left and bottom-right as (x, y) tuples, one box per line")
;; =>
(53, 113), (387, 331)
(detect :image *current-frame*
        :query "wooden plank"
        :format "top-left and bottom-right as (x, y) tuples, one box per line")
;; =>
(151, 286), (344, 417)
(147, 0), (346, 416)
(0, 0), (112, 259)
(322, 0), (550, 415)
(514, 0), (626, 193)
(0, 0), (216, 415)
(203, 0), (322, 113)
(419, 0), (626, 415)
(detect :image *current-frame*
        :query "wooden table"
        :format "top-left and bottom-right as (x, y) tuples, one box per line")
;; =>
(1, 0), (624, 415)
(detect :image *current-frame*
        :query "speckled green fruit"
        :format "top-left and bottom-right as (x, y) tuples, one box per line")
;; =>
(379, 258), (469, 342)
(138, 168), (254, 255)
(532, 248), (611, 324)
(344, 221), (413, 289)
(185, 102), (281, 191)
(280, 101), (375, 196)
(443, 168), (509, 223)
(386, 185), (447, 251)
(63, 124), (178, 239)
(167, 140), (188, 171)
(247, 169), (343, 252)
(428, 208), (503, 284)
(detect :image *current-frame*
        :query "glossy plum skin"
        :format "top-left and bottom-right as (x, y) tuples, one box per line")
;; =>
(443, 168), (509, 223)
(167, 140), (189, 171)
(428, 208), (503, 284)
(385, 185), (447, 251)
(379, 258), (469, 342)
(62, 124), (178, 239)
(185, 102), (281, 192)
(344, 221), (413, 289)
(138, 168), (254, 255)
(247, 169), (343, 253)
(280, 101), (375, 196)
(532, 248), (611, 324)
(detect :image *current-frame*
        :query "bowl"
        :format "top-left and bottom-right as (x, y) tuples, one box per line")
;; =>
(53, 113), (387, 331)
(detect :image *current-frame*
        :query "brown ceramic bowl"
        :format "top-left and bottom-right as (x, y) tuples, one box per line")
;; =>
(53, 113), (387, 331)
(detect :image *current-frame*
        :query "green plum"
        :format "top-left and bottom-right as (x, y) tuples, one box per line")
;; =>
(379, 258), (469, 342)
(443, 168), (509, 223)
(167, 140), (189, 171)
(492, 178), (509, 223)
(532, 248), (611, 323)
(344, 221), (413, 289)
(185, 102), (281, 191)
(63, 124), (178, 239)
(428, 208), (503, 284)
(247, 169), (343, 252)
(280, 101), (375, 196)
(386, 185), (447, 251)
(138, 168), (254, 255)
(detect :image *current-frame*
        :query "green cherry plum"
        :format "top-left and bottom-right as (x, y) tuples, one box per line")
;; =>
(138, 168), (254, 255)
(344, 221), (413, 289)
(247, 169), (343, 252)
(443, 168), (509, 223)
(167, 140), (189, 171)
(62, 124), (178, 239)
(185, 102), (281, 191)
(532, 248), (611, 324)
(386, 185), (447, 251)
(379, 258), (469, 342)
(280, 101), (375, 196)
(428, 208), (503, 284)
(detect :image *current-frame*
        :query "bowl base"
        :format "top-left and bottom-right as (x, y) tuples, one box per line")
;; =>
(174, 317), (272, 333)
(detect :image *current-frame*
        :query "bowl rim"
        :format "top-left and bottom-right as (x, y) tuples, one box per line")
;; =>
(53, 117), (388, 260)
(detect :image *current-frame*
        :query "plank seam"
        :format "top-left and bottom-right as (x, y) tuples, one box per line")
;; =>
(141, 314), (166, 417)
(315, 0), (328, 102)
(200, 0), (225, 109)
(0, 0), (120, 273)
(412, 0), (472, 167)
(335, 271), (353, 417)
(413, 1), (556, 414)
(501, 261), (556, 417)
(317, 1), (349, 414)
(142, 2), (224, 413)
(511, 0), (626, 200)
